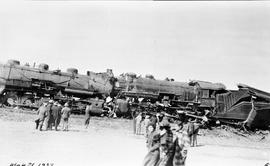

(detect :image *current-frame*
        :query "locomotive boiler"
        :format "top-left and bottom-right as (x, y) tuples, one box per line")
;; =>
(116, 73), (196, 102)
(0, 60), (115, 107)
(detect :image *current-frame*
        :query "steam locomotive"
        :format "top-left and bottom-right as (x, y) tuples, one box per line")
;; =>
(0, 60), (115, 108)
(116, 73), (227, 111)
(1, 59), (269, 129)
(0, 59), (226, 111)
(116, 73), (195, 101)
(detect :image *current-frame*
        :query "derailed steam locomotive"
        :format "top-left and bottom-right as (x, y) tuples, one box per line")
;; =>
(0, 60), (115, 109)
(116, 73), (270, 129)
(0, 59), (270, 129)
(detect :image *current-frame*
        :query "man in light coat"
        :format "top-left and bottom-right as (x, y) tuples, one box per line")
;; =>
(61, 103), (71, 131)
(36, 102), (48, 131)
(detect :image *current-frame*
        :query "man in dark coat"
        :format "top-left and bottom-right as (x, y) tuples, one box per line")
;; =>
(187, 119), (195, 147)
(143, 126), (160, 166)
(157, 119), (174, 166)
(45, 100), (54, 130)
(115, 97), (129, 117)
(51, 101), (62, 131)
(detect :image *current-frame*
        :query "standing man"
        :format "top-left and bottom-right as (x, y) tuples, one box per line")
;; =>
(173, 122), (190, 166)
(144, 115), (151, 137)
(52, 101), (62, 131)
(157, 120), (174, 166)
(84, 103), (92, 129)
(135, 112), (142, 135)
(150, 113), (158, 130)
(187, 118), (195, 147)
(61, 103), (71, 131)
(57, 103), (62, 127)
(45, 100), (54, 130)
(192, 119), (201, 147)
(36, 102), (48, 131)
(114, 96), (130, 118)
(143, 123), (160, 166)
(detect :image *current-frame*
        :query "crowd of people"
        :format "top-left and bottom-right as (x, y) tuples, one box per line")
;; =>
(33, 96), (130, 131)
(34, 97), (203, 166)
(134, 112), (203, 166)
(34, 100), (71, 131)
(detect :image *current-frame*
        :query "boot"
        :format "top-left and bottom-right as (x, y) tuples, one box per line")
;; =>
(35, 119), (40, 130)
(39, 125), (43, 131)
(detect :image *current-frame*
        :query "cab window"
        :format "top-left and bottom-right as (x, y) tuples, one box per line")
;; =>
(202, 90), (209, 98)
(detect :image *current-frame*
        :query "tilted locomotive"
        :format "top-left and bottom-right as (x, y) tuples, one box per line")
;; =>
(116, 73), (270, 129)
(1, 59), (269, 129)
(116, 73), (195, 101)
(0, 59), (227, 113)
(116, 73), (227, 111)
(0, 60), (115, 108)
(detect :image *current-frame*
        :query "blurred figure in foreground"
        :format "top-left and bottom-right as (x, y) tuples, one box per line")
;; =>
(172, 122), (190, 166)
(156, 119), (174, 166)
(143, 123), (160, 166)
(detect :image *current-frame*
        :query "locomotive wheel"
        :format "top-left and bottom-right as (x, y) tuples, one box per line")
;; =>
(7, 98), (16, 106)
(4, 92), (18, 106)
(23, 99), (33, 106)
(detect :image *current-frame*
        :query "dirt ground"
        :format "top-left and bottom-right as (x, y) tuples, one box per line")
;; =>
(0, 108), (269, 166)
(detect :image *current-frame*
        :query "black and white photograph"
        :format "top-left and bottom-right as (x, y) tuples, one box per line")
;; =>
(0, 1), (270, 166)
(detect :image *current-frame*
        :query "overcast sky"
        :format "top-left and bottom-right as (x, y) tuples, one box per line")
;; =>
(0, 1), (270, 91)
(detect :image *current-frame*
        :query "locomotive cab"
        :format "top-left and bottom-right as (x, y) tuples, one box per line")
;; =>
(189, 80), (227, 111)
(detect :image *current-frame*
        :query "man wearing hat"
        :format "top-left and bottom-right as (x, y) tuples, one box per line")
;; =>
(61, 103), (71, 131)
(84, 102), (92, 129)
(135, 112), (143, 135)
(143, 114), (151, 136)
(45, 99), (54, 130)
(187, 118), (195, 147)
(172, 122), (190, 166)
(157, 119), (174, 166)
(36, 102), (48, 131)
(155, 113), (164, 133)
(143, 123), (160, 166)
(51, 101), (62, 131)
(149, 114), (158, 129)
